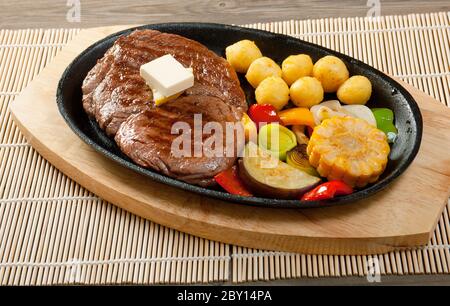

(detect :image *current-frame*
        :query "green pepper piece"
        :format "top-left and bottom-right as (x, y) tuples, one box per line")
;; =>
(371, 108), (398, 143)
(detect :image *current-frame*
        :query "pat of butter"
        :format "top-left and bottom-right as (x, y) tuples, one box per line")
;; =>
(140, 54), (194, 105)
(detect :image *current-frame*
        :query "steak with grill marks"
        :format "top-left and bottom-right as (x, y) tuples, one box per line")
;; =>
(81, 29), (247, 186)
(82, 29), (247, 136)
(115, 96), (244, 186)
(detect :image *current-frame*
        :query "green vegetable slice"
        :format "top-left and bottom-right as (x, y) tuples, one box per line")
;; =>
(371, 108), (398, 143)
(258, 123), (297, 161)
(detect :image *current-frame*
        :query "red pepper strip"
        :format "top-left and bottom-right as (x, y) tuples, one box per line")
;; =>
(248, 104), (281, 130)
(301, 180), (353, 201)
(214, 166), (253, 197)
(306, 126), (314, 138)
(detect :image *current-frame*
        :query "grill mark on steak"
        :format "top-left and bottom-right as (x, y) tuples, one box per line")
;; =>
(82, 54), (115, 116)
(81, 29), (247, 186)
(92, 68), (151, 135)
(82, 29), (246, 137)
(115, 96), (244, 186)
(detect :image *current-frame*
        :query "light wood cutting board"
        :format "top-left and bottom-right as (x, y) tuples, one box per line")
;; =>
(9, 25), (450, 255)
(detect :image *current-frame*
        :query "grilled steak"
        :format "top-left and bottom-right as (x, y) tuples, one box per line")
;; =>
(82, 29), (247, 136)
(115, 96), (244, 186)
(81, 29), (247, 186)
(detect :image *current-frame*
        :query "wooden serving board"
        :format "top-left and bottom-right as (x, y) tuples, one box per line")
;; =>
(10, 25), (450, 255)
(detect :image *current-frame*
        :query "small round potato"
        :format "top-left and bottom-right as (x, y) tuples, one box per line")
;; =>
(282, 54), (314, 86)
(225, 40), (263, 73)
(246, 57), (282, 88)
(255, 76), (290, 111)
(337, 75), (372, 105)
(290, 77), (324, 108)
(313, 55), (349, 92)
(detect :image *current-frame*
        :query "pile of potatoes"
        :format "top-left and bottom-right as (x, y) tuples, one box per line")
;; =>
(225, 40), (373, 111)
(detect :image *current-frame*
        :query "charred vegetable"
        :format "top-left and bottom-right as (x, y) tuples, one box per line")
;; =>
(248, 104), (281, 129)
(258, 123), (297, 161)
(342, 105), (376, 127)
(286, 145), (319, 177)
(238, 143), (320, 199)
(214, 166), (253, 197)
(301, 180), (353, 201)
(278, 108), (315, 128)
(307, 117), (390, 188)
(310, 100), (376, 126)
(372, 108), (398, 143)
(291, 125), (310, 145)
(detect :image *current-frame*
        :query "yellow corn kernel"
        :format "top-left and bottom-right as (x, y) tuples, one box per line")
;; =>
(307, 117), (390, 188)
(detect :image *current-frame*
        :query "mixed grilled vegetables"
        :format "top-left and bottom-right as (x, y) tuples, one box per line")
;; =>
(214, 40), (397, 202)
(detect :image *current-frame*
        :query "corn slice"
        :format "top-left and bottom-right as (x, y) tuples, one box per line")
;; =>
(307, 117), (390, 187)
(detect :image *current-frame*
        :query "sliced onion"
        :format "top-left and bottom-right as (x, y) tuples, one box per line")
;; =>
(342, 105), (377, 126)
(311, 101), (377, 127)
(318, 100), (342, 111)
(291, 125), (310, 145)
(286, 145), (319, 177)
(311, 104), (348, 125)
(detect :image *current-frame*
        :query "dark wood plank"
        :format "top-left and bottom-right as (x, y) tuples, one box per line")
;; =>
(246, 274), (450, 285)
(1, 0), (449, 29)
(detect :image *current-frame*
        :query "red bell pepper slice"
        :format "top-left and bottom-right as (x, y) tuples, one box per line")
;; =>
(214, 166), (253, 197)
(306, 126), (314, 138)
(301, 180), (353, 201)
(248, 104), (281, 129)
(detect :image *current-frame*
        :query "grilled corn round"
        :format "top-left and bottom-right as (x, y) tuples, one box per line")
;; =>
(307, 117), (390, 187)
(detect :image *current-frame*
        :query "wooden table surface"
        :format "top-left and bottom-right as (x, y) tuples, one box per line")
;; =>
(1, 0), (449, 29)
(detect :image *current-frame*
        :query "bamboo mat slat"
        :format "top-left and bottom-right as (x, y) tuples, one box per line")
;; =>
(0, 12), (449, 285)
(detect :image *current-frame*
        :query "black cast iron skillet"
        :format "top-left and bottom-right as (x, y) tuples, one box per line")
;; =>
(57, 23), (423, 208)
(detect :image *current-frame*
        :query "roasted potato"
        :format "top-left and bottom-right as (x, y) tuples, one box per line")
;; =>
(313, 55), (349, 92)
(246, 57), (282, 88)
(289, 76), (324, 108)
(225, 40), (263, 73)
(337, 75), (372, 105)
(255, 76), (290, 111)
(281, 54), (314, 86)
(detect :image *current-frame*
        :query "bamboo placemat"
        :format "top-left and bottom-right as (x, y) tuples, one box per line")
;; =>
(0, 12), (449, 285)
